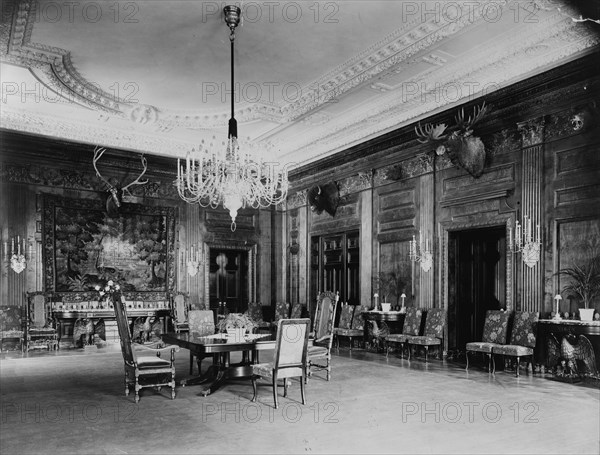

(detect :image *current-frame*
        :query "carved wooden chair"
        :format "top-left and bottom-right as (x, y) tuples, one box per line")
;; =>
(0, 305), (24, 352)
(170, 292), (189, 333)
(251, 318), (310, 409)
(188, 310), (216, 375)
(113, 295), (179, 403)
(385, 307), (423, 358)
(405, 308), (447, 362)
(492, 311), (539, 377)
(465, 310), (511, 372)
(307, 291), (339, 381)
(333, 302), (353, 349)
(25, 292), (58, 351)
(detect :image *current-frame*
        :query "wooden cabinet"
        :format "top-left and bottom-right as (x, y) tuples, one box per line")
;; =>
(311, 231), (360, 311)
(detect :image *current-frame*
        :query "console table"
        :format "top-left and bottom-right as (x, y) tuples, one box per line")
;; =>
(362, 311), (405, 350)
(537, 319), (600, 374)
(53, 308), (171, 347)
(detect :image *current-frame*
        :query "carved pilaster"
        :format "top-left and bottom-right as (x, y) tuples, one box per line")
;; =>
(517, 117), (545, 312)
(286, 190), (307, 210)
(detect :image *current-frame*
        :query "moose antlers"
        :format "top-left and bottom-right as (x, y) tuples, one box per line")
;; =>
(454, 101), (487, 134)
(93, 146), (148, 213)
(414, 102), (487, 143)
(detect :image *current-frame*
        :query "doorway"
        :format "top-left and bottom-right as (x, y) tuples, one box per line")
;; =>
(209, 249), (248, 314)
(448, 226), (506, 353)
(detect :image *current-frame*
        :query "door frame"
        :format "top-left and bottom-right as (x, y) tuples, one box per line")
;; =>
(203, 241), (257, 307)
(440, 216), (515, 355)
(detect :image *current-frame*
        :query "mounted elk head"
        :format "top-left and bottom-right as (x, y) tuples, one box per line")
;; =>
(93, 146), (148, 216)
(307, 181), (339, 217)
(415, 102), (488, 178)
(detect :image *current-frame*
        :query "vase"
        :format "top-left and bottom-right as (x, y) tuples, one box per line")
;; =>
(579, 308), (595, 321)
(226, 327), (246, 343)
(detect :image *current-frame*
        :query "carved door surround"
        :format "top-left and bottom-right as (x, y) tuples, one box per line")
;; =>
(203, 241), (257, 310)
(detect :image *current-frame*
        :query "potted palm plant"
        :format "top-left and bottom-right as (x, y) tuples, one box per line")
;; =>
(555, 255), (600, 321)
(374, 272), (409, 311)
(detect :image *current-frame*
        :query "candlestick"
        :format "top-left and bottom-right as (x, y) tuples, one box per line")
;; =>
(553, 294), (562, 320)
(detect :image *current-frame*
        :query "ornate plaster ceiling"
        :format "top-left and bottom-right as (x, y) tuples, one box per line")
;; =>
(1, 0), (599, 169)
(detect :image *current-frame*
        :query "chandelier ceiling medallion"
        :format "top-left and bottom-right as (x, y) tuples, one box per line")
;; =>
(176, 5), (290, 231)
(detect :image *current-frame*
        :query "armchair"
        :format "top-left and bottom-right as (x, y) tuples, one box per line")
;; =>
(493, 311), (539, 377)
(113, 295), (179, 403)
(307, 291), (339, 381)
(251, 318), (310, 409)
(465, 310), (511, 372)
(25, 292), (58, 351)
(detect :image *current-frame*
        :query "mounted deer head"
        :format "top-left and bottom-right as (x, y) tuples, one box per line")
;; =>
(415, 102), (488, 178)
(307, 181), (339, 217)
(93, 146), (148, 216)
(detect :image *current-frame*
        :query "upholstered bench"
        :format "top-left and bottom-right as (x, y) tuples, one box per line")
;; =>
(465, 310), (511, 372)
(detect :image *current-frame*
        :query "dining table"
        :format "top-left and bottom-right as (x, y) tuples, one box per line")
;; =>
(160, 331), (276, 396)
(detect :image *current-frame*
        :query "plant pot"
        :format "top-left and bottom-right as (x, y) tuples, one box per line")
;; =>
(381, 303), (391, 312)
(579, 308), (595, 321)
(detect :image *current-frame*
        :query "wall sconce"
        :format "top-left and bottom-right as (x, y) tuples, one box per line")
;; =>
(3, 235), (30, 274)
(409, 231), (432, 272)
(508, 215), (541, 268)
(186, 243), (207, 277)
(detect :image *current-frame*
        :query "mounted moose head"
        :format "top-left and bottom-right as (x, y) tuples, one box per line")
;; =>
(93, 146), (148, 216)
(307, 181), (339, 217)
(415, 102), (488, 178)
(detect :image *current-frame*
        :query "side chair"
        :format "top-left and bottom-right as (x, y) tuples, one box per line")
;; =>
(251, 318), (310, 409)
(333, 302), (353, 350)
(405, 308), (447, 362)
(307, 291), (339, 381)
(188, 310), (216, 375)
(113, 295), (179, 403)
(385, 307), (423, 358)
(170, 292), (189, 333)
(465, 309), (511, 372)
(492, 311), (539, 377)
(25, 292), (58, 351)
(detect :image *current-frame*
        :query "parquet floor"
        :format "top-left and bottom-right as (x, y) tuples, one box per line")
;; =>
(1, 345), (599, 454)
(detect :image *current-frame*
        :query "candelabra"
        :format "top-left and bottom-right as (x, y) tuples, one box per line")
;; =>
(508, 215), (542, 268)
(186, 243), (207, 277)
(3, 236), (30, 274)
(409, 231), (433, 272)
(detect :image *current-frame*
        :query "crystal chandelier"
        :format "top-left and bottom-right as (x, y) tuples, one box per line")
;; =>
(176, 5), (289, 231)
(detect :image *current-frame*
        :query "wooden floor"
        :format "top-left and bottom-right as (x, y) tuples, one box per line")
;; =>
(1, 345), (599, 454)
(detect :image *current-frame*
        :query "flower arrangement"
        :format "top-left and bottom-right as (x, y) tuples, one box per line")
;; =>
(95, 280), (122, 307)
(217, 312), (255, 334)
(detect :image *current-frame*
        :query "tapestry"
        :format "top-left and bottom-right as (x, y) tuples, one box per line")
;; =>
(43, 196), (176, 293)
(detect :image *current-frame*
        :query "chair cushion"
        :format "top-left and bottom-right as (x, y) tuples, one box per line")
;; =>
(481, 310), (510, 344)
(252, 362), (303, 379)
(402, 308), (423, 336)
(423, 308), (446, 338)
(29, 328), (56, 335)
(508, 311), (539, 348)
(493, 345), (534, 357)
(136, 356), (172, 369)
(307, 345), (329, 357)
(1, 330), (24, 338)
(406, 336), (441, 346)
(386, 334), (411, 343)
(466, 342), (502, 353)
(334, 328), (363, 337)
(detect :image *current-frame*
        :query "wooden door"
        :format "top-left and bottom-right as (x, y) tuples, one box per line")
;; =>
(448, 226), (506, 351)
(209, 249), (248, 314)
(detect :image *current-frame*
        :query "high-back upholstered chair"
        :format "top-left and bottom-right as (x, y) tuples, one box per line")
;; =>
(246, 302), (271, 333)
(385, 307), (423, 358)
(307, 291), (339, 381)
(465, 310), (511, 372)
(0, 306), (24, 352)
(493, 311), (539, 377)
(405, 308), (447, 361)
(251, 318), (310, 409)
(188, 310), (216, 375)
(290, 302), (303, 319)
(26, 292), (58, 351)
(333, 302), (353, 349)
(171, 292), (189, 333)
(271, 302), (291, 329)
(113, 295), (179, 403)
